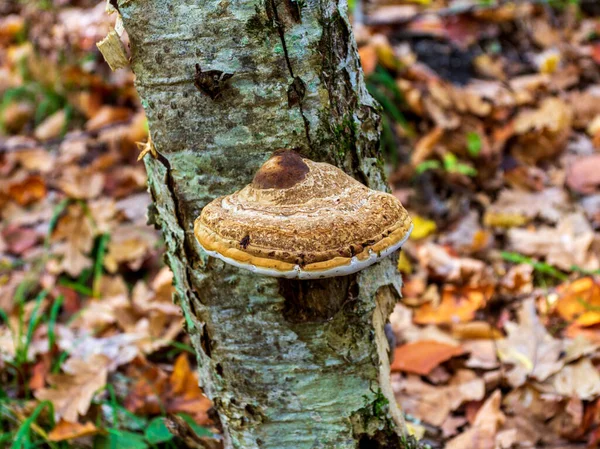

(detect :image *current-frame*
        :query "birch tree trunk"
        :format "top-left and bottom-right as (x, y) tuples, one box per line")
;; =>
(117, 0), (411, 447)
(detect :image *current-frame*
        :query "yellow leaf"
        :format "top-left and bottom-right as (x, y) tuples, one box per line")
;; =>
(539, 52), (560, 74)
(409, 215), (437, 240)
(397, 250), (413, 274)
(406, 422), (426, 439)
(483, 212), (529, 228)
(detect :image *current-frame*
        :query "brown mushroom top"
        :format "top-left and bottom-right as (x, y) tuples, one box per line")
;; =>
(194, 150), (412, 274)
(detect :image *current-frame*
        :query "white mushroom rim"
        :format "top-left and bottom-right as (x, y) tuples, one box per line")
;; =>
(198, 223), (414, 279)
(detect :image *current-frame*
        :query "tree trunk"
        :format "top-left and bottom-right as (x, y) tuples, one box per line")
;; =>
(117, 0), (410, 447)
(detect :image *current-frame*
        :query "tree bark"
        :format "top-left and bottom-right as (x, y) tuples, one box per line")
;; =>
(117, 0), (410, 447)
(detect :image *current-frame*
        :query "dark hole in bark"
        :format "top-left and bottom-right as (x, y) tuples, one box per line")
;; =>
(215, 363), (224, 376)
(200, 324), (212, 358)
(245, 404), (258, 416)
(207, 406), (223, 433)
(357, 431), (403, 449)
(279, 276), (353, 323)
(359, 435), (381, 449)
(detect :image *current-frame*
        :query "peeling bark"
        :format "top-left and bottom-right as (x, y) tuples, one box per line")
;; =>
(118, 0), (410, 447)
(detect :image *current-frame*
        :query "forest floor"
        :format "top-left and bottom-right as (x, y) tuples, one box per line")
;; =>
(1, 1), (600, 448)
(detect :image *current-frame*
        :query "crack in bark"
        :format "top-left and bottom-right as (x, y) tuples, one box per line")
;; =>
(268, 0), (313, 149)
(152, 150), (204, 308)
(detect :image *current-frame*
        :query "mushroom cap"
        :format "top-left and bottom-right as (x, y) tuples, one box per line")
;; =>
(194, 150), (413, 279)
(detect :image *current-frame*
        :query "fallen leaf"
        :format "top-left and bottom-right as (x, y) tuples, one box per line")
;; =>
(34, 109), (67, 141)
(57, 165), (105, 199)
(463, 340), (499, 370)
(411, 127), (443, 165)
(484, 187), (568, 227)
(507, 212), (597, 271)
(416, 242), (493, 285)
(563, 335), (599, 363)
(413, 285), (491, 325)
(12, 148), (55, 172)
(555, 277), (600, 327)
(391, 340), (464, 375)
(2, 225), (39, 255)
(440, 211), (491, 255)
(132, 269), (178, 315)
(497, 299), (564, 387)
(2, 101), (34, 133)
(395, 370), (485, 426)
(445, 390), (504, 449)
(51, 203), (96, 277)
(397, 250), (413, 274)
(511, 97), (572, 164)
(0, 14), (25, 41)
(7, 175), (47, 206)
(441, 415), (468, 438)
(566, 154), (600, 194)
(104, 224), (158, 272)
(48, 420), (99, 441)
(549, 359), (600, 400)
(36, 354), (109, 422)
(409, 214), (437, 240)
(499, 264), (534, 296)
(65, 333), (143, 371)
(451, 322), (502, 340)
(125, 355), (211, 424)
(358, 44), (377, 76)
(85, 105), (131, 131)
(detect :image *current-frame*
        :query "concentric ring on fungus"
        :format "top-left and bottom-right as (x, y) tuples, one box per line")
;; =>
(194, 150), (413, 279)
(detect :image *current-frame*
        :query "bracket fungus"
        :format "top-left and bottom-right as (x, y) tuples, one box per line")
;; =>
(194, 150), (413, 279)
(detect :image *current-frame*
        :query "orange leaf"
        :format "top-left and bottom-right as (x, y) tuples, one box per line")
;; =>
(413, 285), (491, 325)
(8, 175), (46, 206)
(125, 356), (212, 424)
(592, 43), (600, 65)
(358, 44), (377, 76)
(170, 353), (193, 395)
(125, 358), (169, 416)
(555, 277), (600, 327)
(48, 420), (99, 441)
(391, 340), (464, 375)
(167, 354), (212, 423)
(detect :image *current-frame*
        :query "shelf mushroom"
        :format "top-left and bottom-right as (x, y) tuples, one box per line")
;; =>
(194, 150), (413, 279)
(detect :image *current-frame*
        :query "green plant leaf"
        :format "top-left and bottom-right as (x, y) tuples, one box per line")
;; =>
(415, 160), (441, 175)
(455, 162), (478, 177)
(97, 430), (148, 449)
(466, 131), (482, 157)
(500, 251), (568, 281)
(11, 401), (54, 449)
(442, 152), (458, 171)
(144, 418), (174, 444)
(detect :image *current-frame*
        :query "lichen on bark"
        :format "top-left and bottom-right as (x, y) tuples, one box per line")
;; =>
(118, 0), (409, 447)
